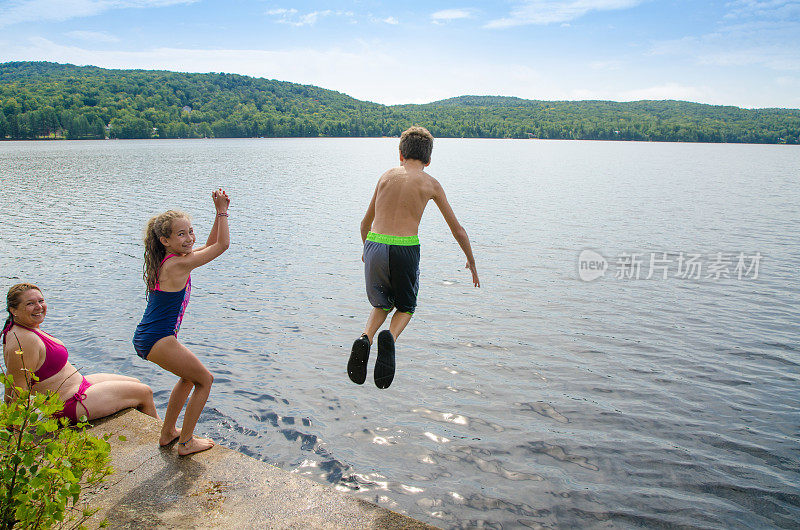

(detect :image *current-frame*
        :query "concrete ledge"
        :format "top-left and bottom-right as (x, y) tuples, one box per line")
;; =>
(84, 409), (436, 529)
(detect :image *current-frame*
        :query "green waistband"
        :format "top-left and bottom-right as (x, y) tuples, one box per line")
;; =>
(366, 232), (420, 246)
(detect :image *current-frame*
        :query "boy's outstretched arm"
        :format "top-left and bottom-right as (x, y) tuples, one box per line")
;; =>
(432, 180), (480, 287)
(360, 184), (378, 244)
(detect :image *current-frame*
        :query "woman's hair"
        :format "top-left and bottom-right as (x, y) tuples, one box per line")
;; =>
(3, 283), (41, 340)
(143, 210), (189, 294)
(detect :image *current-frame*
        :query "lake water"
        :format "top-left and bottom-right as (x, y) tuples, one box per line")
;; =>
(1, 138), (798, 528)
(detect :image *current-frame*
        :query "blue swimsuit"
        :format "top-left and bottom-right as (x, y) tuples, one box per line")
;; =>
(133, 254), (191, 359)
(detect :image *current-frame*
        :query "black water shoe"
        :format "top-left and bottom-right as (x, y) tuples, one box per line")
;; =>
(348, 334), (370, 384)
(374, 330), (395, 389)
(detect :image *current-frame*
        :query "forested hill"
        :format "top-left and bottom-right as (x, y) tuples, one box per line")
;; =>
(1, 61), (798, 144)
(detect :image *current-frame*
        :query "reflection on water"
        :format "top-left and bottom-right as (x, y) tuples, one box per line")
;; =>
(2, 138), (799, 528)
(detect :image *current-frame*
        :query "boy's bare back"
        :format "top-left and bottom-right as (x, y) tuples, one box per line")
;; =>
(361, 157), (468, 247)
(369, 162), (437, 237)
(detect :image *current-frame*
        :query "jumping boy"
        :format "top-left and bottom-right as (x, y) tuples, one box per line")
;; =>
(348, 126), (480, 389)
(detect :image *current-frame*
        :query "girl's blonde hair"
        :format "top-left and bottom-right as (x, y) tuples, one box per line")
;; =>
(143, 210), (190, 294)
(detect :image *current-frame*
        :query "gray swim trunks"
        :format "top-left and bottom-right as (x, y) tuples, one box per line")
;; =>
(363, 232), (420, 314)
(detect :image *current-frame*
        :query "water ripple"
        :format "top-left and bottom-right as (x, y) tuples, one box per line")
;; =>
(2, 139), (798, 528)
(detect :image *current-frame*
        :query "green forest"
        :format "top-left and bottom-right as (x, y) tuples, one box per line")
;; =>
(1, 61), (798, 144)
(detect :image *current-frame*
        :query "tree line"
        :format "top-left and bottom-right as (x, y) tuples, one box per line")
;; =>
(1, 61), (798, 144)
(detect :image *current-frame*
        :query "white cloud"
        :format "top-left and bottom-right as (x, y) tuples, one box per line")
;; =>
(775, 75), (800, 88)
(724, 0), (800, 20)
(65, 30), (120, 43)
(486, 0), (643, 29)
(265, 8), (354, 27)
(616, 83), (712, 102)
(0, 0), (197, 27)
(650, 20), (800, 72)
(367, 14), (399, 25)
(265, 8), (296, 16)
(648, 35), (696, 56)
(296, 10), (332, 26)
(431, 9), (475, 24)
(646, 2), (800, 72)
(699, 47), (800, 71)
(590, 60), (623, 70)
(552, 84), (720, 104)
(0, 37), (549, 105)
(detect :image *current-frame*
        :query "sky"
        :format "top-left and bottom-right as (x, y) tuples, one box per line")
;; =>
(1, 0), (799, 108)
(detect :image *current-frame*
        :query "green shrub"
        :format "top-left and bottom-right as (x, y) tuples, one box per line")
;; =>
(1, 343), (113, 529)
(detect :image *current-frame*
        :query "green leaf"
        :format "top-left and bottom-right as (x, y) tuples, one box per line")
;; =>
(61, 468), (76, 483)
(0, 364), (113, 529)
(43, 421), (59, 433)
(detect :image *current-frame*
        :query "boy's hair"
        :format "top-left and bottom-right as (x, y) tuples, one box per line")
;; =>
(142, 210), (190, 295)
(399, 126), (433, 164)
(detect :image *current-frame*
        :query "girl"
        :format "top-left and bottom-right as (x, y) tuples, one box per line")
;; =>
(133, 189), (230, 456)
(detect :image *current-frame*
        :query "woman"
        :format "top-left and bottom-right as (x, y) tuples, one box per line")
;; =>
(2, 283), (158, 423)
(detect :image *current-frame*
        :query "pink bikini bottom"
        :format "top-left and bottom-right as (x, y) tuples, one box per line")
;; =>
(53, 376), (91, 423)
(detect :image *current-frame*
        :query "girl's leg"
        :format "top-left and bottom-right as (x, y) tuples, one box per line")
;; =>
(80, 379), (159, 420)
(159, 377), (193, 445)
(146, 336), (214, 455)
(89, 372), (185, 444)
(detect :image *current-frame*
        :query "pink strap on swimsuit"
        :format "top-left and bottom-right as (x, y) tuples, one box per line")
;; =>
(1, 321), (90, 423)
(1, 322), (68, 381)
(155, 253), (191, 291)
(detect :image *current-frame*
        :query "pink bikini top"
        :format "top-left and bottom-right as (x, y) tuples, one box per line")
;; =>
(1, 322), (69, 382)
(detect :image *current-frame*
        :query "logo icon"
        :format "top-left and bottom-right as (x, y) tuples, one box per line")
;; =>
(578, 250), (607, 282)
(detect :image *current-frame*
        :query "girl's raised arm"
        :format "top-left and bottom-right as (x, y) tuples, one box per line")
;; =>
(175, 190), (230, 272)
(195, 189), (230, 252)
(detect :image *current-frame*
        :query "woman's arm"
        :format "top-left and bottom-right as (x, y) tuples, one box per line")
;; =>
(3, 332), (43, 401)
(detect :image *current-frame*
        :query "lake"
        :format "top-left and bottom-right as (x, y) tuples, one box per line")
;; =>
(1, 138), (798, 528)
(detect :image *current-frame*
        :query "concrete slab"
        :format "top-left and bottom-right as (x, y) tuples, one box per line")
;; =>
(84, 410), (437, 529)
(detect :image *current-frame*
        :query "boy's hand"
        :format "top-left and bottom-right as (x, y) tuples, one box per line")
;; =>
(466, 261), (480, 287)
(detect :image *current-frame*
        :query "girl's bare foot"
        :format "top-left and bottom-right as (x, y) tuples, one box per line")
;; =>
(159, 427), (181, 446)
(177, 436), (215, 456)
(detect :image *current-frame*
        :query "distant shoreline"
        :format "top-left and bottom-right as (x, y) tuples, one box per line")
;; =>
(2, 136), (798, 146)
(2, 61), (798, 145)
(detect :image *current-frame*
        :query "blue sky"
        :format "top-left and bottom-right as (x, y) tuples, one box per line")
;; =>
(1, 0), (799, 108)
